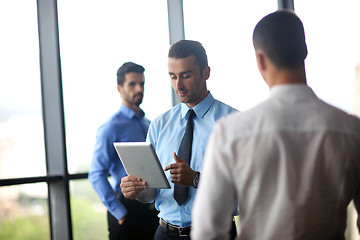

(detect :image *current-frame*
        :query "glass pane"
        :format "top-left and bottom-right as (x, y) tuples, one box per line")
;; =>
(295, 0), (360, 114)
(295, 2), (360, 240)
(183, 0), (278, 111)
(0, 183), (50, 240)
(70, 179), (107, 240)
(0, 0), (46, 178)
(57, 0), (171, 174)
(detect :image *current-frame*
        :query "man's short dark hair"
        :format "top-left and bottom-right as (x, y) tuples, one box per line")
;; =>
(116, 62), (145, 86)
(253, 10), (308, 69)
(168, 40), (208, 74)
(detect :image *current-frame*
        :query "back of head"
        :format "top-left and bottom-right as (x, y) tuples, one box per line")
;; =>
(116, 62), (145, 86)
(168, 39), (208, 73)
(253, 10), (308, 69)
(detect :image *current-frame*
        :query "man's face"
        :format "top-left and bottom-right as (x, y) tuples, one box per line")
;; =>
(118, 72), (145, 107)
(168, 55), (209, 108)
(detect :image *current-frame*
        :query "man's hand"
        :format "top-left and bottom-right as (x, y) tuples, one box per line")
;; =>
(118, 215), (126, 225)
(120, 175), (147, 199)
(164, 152), (197, 186)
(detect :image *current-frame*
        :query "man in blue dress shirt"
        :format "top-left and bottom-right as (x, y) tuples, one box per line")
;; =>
(89, 62), (158, 240)
(120, 40), (238, 240)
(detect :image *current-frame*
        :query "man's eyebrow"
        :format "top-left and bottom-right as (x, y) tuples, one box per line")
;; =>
(168, 70), (193, 75)
(128, 80), (144, 84)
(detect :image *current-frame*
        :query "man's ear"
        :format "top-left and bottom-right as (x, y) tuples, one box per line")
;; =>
(255, 50), (271, 87)
(117, 84), (122, 94)
(202, 66), (211, 80)
(256, 50), (266, 72)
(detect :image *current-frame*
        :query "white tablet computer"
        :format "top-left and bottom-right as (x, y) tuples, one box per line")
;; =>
(113, 142), (170, 189)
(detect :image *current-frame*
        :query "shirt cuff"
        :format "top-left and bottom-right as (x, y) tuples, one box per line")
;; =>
(109, 201), (128, 220)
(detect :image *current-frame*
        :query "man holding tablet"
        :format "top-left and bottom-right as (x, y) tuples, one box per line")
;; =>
(120, 40), (238, 240)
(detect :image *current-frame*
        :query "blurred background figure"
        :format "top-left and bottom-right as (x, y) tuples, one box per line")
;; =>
(89, 62), (158, 240)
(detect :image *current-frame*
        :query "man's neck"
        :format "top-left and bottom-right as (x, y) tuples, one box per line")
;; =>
(123, 102), (142, 115)
(268, 66), (307, 88)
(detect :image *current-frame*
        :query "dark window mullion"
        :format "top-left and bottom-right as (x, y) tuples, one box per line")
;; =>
(278, 0), (294, 10)
(37, 0), (72, 239)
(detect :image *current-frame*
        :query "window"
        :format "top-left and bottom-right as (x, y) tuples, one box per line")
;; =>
(57, 1), (171, 237)
(295, 2), (360, 239)
(2, 1), (358, 240)
(0, 0), (45, 179)
(57, 0), (171, 175)
(295, 0), (360, 114)
(0, 183), (50, 240)
(183, 0), (278, 111)
(70, 179), (107, 240)
(0, 1), (48, 238)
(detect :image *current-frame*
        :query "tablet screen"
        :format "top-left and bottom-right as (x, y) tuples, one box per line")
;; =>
(113, 142), (170, 189)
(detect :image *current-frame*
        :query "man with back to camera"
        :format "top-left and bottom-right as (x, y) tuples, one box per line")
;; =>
(191, 10), (360, 240)
(120, 40), (239, 240)
(88, 62), (159, 240)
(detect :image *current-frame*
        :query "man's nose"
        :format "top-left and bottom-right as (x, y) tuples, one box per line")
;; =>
(176, 78), (184, 89)
(135, 83), (144, 92)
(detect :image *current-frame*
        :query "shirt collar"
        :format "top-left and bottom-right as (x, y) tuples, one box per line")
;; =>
(180, 92), (215, 119)
(269, 84), (318, 103)
(120, 104), (145, 119)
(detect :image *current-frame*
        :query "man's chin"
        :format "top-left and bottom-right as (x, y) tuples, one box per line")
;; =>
(132, 96), (143, 105)
(135, 100), (143, 106)
(177, 96), (189, 103)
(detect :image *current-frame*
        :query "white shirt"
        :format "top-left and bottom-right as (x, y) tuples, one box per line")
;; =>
(192, 84), (360, 240)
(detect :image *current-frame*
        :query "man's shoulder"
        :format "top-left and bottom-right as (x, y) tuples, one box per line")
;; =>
(210, 99), (239, 119)
(104, 111), (128, 125)
(213, 99), (238, 110)
(151, 104), (181, 124)
(319, 101), (360, 135)
(217, 111), (246, 130)
(97, 110), (136, 132)
(213, 99), (269, 137)
(143, 116), (151, 123)
(217, 97), (360, 138)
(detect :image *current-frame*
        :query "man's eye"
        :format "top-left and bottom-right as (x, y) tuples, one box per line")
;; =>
(182, 75), (190, 79)
(129, 82), (136, 87)
(170, 75), (177, 80)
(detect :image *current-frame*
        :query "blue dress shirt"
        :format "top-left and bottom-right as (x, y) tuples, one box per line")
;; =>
(147, 92), (237, 227)
(89, 104), (150, 220)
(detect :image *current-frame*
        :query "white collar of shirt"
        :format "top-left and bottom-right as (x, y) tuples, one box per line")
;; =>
(269, 84), (318, 103)
(180, 92), (215, 119)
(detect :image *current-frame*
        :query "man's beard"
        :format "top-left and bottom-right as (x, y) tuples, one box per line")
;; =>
(132, 93), (143, 106)
(134, 98), (143, 106)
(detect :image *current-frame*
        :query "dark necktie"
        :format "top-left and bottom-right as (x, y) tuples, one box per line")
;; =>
(174, 109), (195, 206)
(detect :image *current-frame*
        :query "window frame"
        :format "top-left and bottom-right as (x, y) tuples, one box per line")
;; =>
(0, 1), (294, 239)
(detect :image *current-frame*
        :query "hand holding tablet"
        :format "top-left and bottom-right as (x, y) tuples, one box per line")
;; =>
(113, 142), (171, 189)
